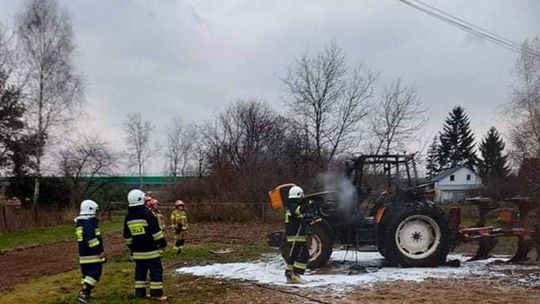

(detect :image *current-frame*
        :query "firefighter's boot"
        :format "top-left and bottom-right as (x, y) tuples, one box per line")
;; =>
(151, 295), (169, 302)
(284, 270), (292, 282)
(286, 273), (305, 284)
(77, 286), (91, 303)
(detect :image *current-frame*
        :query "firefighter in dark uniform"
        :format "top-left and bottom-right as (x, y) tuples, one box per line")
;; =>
(284, 186), (313, 284)
(124, 189), (168, 301)
(75, 200), (106, 303)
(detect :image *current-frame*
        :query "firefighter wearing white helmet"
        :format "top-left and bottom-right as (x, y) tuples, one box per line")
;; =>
(170, 200), (189, 255)
(284, 185), (313, 284)
(75, 200), (105, 303)
(127, 189), (146, 207)
(123, 189), (168, 301)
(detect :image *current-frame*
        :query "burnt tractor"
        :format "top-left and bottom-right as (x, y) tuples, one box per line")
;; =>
(267, 154), (537, 268)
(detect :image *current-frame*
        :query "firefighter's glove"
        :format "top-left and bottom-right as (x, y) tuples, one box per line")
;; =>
(309, 218), (323, 226)
(175, 225), (183, 233)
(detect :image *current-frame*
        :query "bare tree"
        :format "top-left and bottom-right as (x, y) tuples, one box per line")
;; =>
(202, 100), (286, 170)
(0, 26), (21, 167)
(283, 43), (377, 164)
(17, 0), (83, 205)
(200, 99), (288, 210)
(57, 134), (117, 206)
(508, 37), (540, 161)
(123, 113), (159, 187)
(371, 79), (427, 155)
(165, 117), (197, 178)
(0, 24), (15, 81)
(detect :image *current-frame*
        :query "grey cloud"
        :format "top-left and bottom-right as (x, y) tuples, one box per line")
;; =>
(0, 0), (538, 174)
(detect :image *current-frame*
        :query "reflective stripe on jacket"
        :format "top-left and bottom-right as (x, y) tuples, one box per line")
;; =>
(170, 210), (188, 230)
(123, 205), (167, 260)
(75, 217), (105, 264)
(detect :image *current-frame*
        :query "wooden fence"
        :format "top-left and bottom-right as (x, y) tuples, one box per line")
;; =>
(0, 205), (76, 233)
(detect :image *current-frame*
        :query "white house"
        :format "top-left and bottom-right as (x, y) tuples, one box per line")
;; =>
(430, 165), (482, 203)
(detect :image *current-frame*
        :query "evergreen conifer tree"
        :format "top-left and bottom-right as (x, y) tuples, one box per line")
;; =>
(438, 106), (477, 169)
(426, 136), (439, 179)
(478, 127), (510, 178)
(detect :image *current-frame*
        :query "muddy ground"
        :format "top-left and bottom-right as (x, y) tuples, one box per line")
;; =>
(0, 233), (127, 292)
(0, 222), (280, 293)
(1, 221), (539, 303)
(214, 279), (540, 304)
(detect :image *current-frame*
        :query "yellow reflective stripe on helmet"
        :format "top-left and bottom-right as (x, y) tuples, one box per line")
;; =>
(83, 276), (97, 286)
(286, 236), (307, 242)
(152, 231), (164, 240)
(79, 255), (106, 264)
(150, 282), (163, 289)
(293, 262), (307, 270)
(132, 250), (161, 260)
(134, 281), (146, 288)
(88, 238), (100, 248)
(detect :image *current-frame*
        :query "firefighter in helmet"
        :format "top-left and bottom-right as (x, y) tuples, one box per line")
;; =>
(75, 200), (106, 303)
(170, 200), (188, 255)
(123, 189), (168, 301)
(284, 186), (313, 284)
(145, 196), (165, 230)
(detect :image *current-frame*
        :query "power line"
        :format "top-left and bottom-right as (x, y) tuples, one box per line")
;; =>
(396, 0), (540, 58)
(398, 0), (525, 55)
(411, 0), (540, 57)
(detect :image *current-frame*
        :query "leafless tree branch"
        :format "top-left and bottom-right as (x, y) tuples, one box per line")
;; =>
(283, 43), (377, 164)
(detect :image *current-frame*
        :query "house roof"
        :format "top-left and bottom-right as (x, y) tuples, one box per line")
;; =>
(430, 165), (473, 182)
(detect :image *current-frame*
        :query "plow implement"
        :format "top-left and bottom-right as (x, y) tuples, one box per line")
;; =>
(451, 196), (538, 263)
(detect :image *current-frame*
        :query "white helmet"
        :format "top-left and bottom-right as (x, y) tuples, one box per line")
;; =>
(80, 200), (99, 216)
(288, 186), (304, 199)
(127, 189), (146, 207)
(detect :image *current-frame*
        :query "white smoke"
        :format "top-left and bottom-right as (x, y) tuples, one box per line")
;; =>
(319, 171), (359, 215)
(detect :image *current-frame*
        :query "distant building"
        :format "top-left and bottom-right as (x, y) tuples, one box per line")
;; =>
(429, 166), (482, 203)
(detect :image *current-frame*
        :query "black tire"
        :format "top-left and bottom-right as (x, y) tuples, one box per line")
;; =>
(379, 201), (452, 267)
(280, 225), (333, 269)
(376, 231), (388, 259)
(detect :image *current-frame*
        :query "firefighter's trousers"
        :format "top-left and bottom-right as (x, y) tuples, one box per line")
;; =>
(134, 257), (164, 297)
(173, 231), (186, 253)
(285, 221), (309, 275)
(80, 262), (103, 290)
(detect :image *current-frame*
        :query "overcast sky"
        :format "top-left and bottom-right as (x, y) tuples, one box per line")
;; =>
(1, 0), (539, 174)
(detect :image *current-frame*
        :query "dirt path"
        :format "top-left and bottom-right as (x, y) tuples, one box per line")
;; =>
(0, 222), (281, 293)
(0, 232), (128, 292)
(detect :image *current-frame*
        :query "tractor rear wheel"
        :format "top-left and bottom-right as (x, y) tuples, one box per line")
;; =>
(280, 225), (333, 269)
(379, 202), (452, 267)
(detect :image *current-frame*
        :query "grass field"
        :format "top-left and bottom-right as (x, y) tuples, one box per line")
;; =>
(0, 243), (273, 304)
(0, 216), (124, 252)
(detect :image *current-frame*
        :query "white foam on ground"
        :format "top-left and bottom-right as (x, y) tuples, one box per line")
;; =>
(176, 251), (528, 288)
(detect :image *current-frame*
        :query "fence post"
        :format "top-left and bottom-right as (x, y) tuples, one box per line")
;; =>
(1, 205), (6, 232)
